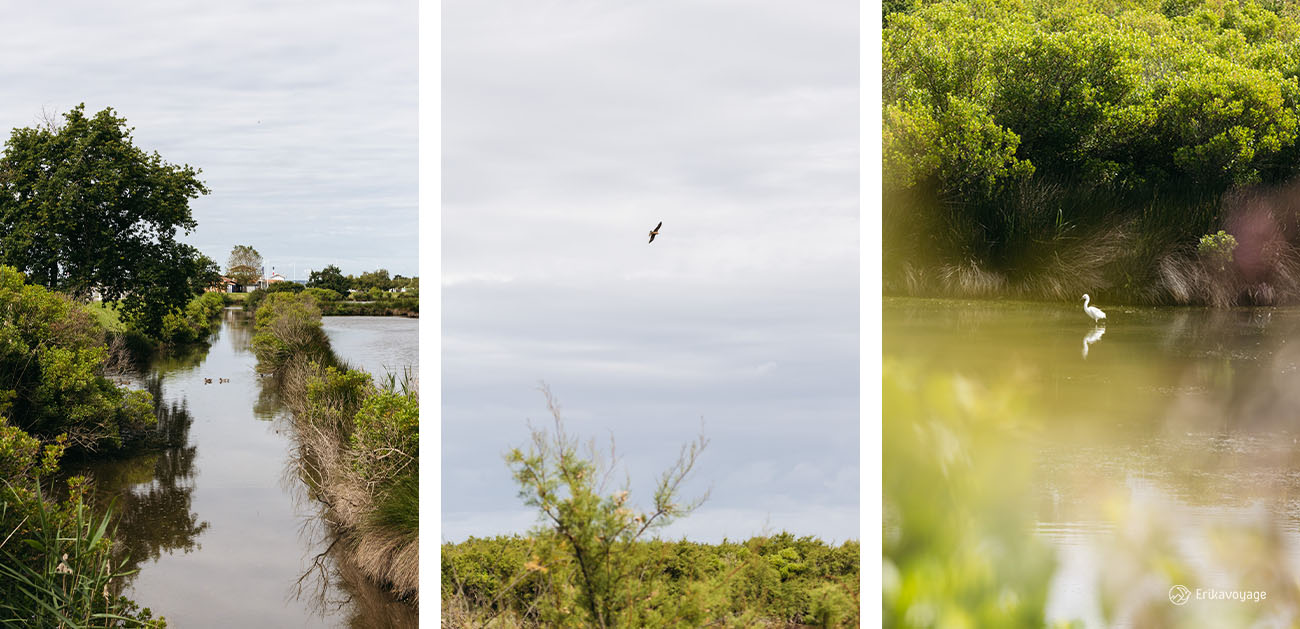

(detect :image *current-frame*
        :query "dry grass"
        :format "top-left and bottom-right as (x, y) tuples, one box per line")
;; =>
(276, 357), (419, 603)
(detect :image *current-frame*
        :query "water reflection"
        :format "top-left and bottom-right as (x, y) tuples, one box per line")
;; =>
(1082, 326), (1105, 359)
(62, 374), (208, 591)
(885, 298), (1300, 626)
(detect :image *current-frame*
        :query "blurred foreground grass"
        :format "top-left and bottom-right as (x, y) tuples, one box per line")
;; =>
(885, 357), (1300, 628)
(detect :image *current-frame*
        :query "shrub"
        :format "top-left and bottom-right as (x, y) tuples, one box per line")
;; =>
(350, 387), (418, 487)
(506, 386), (712, 628)
(1197, 229), (1239, 271)
(0, 266), (154, 452)
(250, 293), (330, 373)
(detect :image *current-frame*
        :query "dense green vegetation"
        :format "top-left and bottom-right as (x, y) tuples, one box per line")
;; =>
(884, 0), (1300, 306)
(443, 534), (860, 628)
(250, 292), (418, 601)
(0, 105), (218, 334)
(247, 273), (418, 317)
(0, 267), (168, 626)
(443, 389), (860, 628)
(0, 266), (155, 454)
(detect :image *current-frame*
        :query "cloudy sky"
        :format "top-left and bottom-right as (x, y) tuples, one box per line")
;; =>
(443, 0), (860, 542)
(1, 1), (417, 278)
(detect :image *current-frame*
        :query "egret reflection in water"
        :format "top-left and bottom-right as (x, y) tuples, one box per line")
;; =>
(1082, 326), (1105, 359)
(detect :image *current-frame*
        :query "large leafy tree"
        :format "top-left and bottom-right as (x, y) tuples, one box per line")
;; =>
(0, 104), (211, 335)
(227, 244), (263, 286)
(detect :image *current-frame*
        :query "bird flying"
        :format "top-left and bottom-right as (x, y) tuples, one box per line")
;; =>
(648, 221), (662, 243)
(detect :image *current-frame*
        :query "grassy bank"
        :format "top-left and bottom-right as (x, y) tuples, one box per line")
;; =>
(249, 292), (418, 602)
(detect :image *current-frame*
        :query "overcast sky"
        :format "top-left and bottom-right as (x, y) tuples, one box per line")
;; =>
(1, 1), (417, 279)
(443, 0), (860, 542)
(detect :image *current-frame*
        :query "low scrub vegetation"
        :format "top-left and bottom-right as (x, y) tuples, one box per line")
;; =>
(442, 388), (860, 628)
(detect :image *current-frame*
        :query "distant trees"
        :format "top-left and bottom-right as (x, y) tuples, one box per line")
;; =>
(227, 245), (263, 287)
(0, 104), (214, 336)
(308, 264), (349, 294)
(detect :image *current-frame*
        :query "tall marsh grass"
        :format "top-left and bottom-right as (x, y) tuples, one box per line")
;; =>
(0, 482), (164, 627)
(886, 178), (1300, 306)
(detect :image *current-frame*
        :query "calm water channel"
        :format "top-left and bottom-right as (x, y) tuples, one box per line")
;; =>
(64, 310), (418, 628)
(886, 297), (1300, 627)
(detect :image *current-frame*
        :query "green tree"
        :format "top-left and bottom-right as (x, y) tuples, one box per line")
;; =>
(0, 104), (211, 334)
(508, 386), (710, 628)
(227, 245), (262, 287)
(308, 264), (350, 294)
(354, 268), (393, 291)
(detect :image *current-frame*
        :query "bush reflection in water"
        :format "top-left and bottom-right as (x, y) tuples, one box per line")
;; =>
(885, 299), (1300, 628)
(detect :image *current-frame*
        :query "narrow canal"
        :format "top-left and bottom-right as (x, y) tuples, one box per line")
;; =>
(64, 309), (419, 628)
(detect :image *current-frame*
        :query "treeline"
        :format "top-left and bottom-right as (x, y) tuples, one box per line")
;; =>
(247, 281), (417, 317)
(884, 0), (1300, 306)
(307, 265), (419, 299)
(248, 292), (418, 602)
(0, 266), (169, 626)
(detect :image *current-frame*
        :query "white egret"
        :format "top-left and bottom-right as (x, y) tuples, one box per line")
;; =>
(1082, 294), (1106, 324)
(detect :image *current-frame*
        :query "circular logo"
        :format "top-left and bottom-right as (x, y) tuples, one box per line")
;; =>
(1169, 584), (1191, 606)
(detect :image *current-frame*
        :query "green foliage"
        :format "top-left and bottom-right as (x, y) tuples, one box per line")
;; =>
(442, 533), (860, 628)
(883, 0), (1300, 304)
(885, 0), (1300, 196)
(250, 293), (331, 373)
(0, 104), (211, 337)
(243, 281), (305, 314)
(303, 365), (372, 433)
(883, 360), (1055, 628)
(1198, 229), (1239, 270)
(156, 292), (226, 346)
(302, 287), (341, 303)
(0, 420), (162, 627)
(504, 387), (719, 628)
(352, 269), (393, 291)
(350, 386), (418, 486)
(308, 264), (350, 294)
(0, 266), (154, 452)
(226, 245), (262, 287)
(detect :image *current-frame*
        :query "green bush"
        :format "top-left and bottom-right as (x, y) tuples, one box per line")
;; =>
(243, 281), (305, 313)
(250, 293), (330, 373)
(302, 287), (341, 303)
(0, 266), (154, 452)
(155, 291), (227, 346)
(350, 387), (418, 485)
(1198, 229), (1239, 271)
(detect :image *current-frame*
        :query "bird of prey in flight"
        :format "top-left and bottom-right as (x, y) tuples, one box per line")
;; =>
(648, 221), (662, 243)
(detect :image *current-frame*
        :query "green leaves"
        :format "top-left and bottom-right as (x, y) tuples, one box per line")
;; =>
(884, 0), (1300, 195)
(0, 104), (211, 337)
